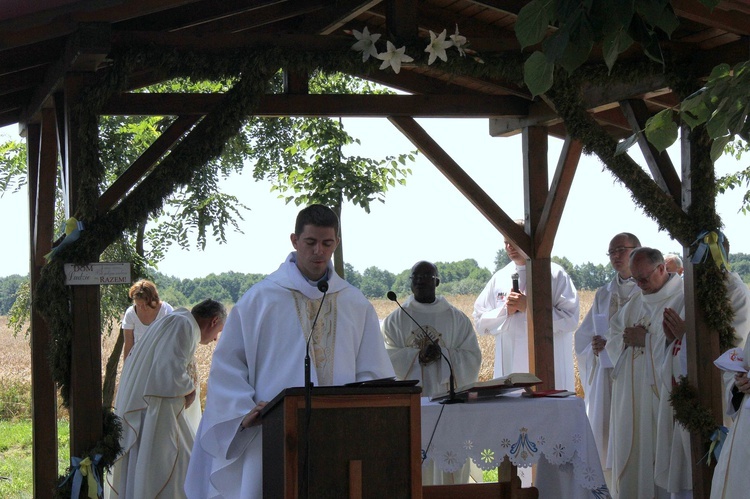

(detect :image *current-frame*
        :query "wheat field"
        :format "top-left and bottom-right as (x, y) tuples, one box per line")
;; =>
(0, 290), (595, 415)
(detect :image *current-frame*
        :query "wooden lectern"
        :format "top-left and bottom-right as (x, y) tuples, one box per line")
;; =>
(262, 385), (422, 498)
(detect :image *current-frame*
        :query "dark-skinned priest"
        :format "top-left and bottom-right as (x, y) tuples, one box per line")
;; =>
(382, 260), (481, 485)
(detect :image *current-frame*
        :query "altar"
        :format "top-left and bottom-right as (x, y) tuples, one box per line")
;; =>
(421, 394), (610, 498)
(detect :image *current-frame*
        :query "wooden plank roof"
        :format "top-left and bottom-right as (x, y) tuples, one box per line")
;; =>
(0, 0), (748, 138)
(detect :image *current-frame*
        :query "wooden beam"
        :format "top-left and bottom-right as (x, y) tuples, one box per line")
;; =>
(98, 115), (201, 212)
(283, 69), (309, 95)
(387, 115), (530, 254)
(523, 126), (555, 391)
(184, 0), (328, 35)
(19, 23), (111, 125)
(29, 112), (58, 499)
(490, 102), (561, 137)
(101, 93), (530, 117)
(63, 74), (103, 460)
(385, 0), (417, 45)
(535, 137), (582, 257)
(297, 0), (382, 35)
(673, 0), (750, 36)
(619, 99), (682, 204)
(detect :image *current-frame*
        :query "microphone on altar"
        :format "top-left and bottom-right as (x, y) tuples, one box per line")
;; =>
(386, 291), (463, 404)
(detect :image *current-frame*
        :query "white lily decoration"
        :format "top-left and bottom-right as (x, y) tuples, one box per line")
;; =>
(376, 41), (414, 74)
(351, 26), (381, 62)
(425, 29), (453, 65)
(450, 24), (467, 57)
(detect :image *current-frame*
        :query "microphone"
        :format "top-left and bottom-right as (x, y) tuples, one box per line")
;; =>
(511, 272), (520, 293)
(386, 291), (463, 404)
(305, 279), (329, 390)
(302, 277), (328, 499)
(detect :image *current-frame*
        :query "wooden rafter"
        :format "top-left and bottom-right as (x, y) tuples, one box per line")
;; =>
(535, 137), (582, 257)
(619, 99), (682, 205)
(98, 115), (201, 213)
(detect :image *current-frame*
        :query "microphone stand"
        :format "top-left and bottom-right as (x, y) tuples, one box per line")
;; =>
(386, 291), (464, 404)
(302, 279), (328, 499)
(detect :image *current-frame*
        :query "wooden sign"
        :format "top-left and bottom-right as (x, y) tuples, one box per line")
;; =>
(63, 263), (131, 285)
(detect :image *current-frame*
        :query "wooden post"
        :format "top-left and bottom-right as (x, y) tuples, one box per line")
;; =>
(522, 126), (555, 390)
(63, 74), (103, 468)
(29, 113), (59, 498)
(681, 126), (722, 499)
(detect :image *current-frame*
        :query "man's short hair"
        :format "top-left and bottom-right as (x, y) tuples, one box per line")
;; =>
(294, 204), (340, 236)
(630, 247), (664, 266)
(617, 232), (641, 248)
(192, 299), (227, 322)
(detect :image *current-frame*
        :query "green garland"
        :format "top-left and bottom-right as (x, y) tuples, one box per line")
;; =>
(35, 36), (738, 488)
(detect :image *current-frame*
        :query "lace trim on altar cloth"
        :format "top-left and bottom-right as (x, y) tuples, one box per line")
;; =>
(422, 422), (611, 496)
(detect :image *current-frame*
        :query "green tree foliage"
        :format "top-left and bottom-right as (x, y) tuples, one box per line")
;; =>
(718, 139), (750, 214)
(494, 249), (510, 271)
(515, 0), (697, 97)
(344, 263), (362, 289)
(359, 266), (396, 299)
(0, 274), (26, 316)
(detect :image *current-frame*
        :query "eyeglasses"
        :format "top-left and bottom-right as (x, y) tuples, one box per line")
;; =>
(634, 264), (662, 285)
(606, 246), (636, 257)
(410, 274), (437, 281)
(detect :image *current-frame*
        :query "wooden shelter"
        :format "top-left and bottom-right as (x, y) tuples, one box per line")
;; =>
(1, 1), (749, 497)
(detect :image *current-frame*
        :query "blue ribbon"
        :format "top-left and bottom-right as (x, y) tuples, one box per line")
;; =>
(59, 453), (103, 499)
(690, 230), (731, 271)
(707, 426), (728, 466)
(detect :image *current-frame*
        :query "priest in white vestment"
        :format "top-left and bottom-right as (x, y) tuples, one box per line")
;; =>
(382, 260), (481, 485)
(474, 226), (579, 390)
(574, 233), (640, 481)
(710, 338), (750, 498)
(606, 247), (682, 499)
(185, 205), (394, 499)
(106, 300), (226, 498)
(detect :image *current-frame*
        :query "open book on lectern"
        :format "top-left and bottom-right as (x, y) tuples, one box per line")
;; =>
(429, 372), (542, 402)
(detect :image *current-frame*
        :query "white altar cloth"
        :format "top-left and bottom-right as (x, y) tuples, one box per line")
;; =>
(421, 394), (610, 498)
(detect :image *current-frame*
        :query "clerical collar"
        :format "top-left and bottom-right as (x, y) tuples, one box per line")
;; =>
(617, 274), (635, 284)
(305, 270), (329, 288)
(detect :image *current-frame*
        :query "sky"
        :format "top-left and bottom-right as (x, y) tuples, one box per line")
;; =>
(1, 118), (748, 279)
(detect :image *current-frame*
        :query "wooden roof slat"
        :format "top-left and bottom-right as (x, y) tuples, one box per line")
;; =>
(673, 0), (750, 36)
(101, 93), (531, 118)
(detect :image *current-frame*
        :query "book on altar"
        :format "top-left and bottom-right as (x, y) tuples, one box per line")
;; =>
(429, 372), (542, 402)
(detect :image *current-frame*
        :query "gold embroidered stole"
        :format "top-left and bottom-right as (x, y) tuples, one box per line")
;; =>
(292, 290), (337, 385)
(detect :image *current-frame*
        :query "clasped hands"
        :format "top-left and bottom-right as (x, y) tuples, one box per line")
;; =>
(623, 325), (647, 347)
(662, 307), (685, 343)
(591, 335), (607, 356)
(735, 372), (750, 395)
(419, 341), (442, 366)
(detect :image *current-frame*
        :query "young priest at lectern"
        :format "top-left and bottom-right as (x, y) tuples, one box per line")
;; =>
(186, 204), (394, 499)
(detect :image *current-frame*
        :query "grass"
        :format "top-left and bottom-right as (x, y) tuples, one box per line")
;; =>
(0, 420), (69, 498)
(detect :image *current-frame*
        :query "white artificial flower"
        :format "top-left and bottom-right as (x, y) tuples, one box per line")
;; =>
(375, 41), (414, 74)
(351, 26), (381, 62)
(424, 29), (454, 65)
(450, 25), (467, 57)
